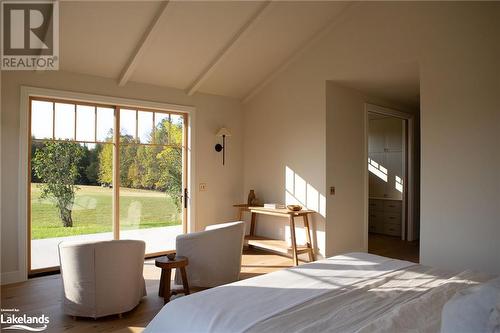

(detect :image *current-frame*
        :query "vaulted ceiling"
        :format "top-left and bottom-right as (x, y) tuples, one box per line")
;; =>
(59, 1), (419, 107)
(60, 1), (350, 98)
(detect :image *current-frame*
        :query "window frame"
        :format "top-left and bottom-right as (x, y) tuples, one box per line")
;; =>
(18, 87), (195, 279)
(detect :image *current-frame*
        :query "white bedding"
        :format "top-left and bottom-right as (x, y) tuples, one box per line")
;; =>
(144, 253), (490, 333)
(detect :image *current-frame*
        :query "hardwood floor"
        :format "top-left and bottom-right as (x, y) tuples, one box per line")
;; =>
(1, 248), (293, 333)
(368, 233), (420, 263)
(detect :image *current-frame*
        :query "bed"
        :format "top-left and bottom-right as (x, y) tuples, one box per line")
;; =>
(144, 252), (497, 333)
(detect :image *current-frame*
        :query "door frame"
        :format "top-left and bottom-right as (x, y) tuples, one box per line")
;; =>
(18, 86), (196, 280)
(364, 103), (415, 243)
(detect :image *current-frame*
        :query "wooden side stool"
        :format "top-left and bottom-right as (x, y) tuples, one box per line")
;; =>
(155, 255), (190, 304)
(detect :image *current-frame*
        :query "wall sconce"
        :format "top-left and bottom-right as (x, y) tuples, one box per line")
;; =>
(214, 128), (231, 165)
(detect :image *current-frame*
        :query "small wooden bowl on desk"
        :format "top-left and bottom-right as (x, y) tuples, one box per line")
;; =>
(287, 205), (302, 211)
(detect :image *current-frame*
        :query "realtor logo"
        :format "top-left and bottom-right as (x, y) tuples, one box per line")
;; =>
(1, 308), (50, 331)
(1, 0), (59, 70)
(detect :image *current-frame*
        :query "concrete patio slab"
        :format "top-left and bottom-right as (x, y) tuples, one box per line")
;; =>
(31, 225), (182, 270)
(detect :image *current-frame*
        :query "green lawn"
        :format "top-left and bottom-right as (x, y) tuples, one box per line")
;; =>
(31, 184), (181, 239)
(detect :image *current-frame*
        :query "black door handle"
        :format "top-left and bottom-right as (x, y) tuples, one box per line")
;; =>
(184, 188), (188, 209)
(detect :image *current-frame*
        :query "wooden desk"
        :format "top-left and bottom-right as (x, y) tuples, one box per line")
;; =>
(234, 205), (315, 266)
(234, 204), (263, 235)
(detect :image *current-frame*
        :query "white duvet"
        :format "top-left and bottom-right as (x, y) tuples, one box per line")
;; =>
(144, 253), (490, 333)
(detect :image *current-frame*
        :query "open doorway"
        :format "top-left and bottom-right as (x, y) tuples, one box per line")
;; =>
(365, 104), (419, 263)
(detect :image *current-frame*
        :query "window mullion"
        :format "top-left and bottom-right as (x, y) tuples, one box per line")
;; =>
(113, 106), (120, 240)
(135, 109), (138, 141)
(52, 102), (55, 140)
(94, 106), (97, 143)
(152, 112), (156, 144)
(168, 114), (171, 145)
(73, 104), (77, 141)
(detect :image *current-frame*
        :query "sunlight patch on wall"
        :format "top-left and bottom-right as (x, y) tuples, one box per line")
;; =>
(368, 158), (388, 182)
(307, 184), (319, 212)
(294, 173), (307, 204)
(395, 175), (403, 193)
(285, 166), (294, 193)
(285, 166), (326, 217)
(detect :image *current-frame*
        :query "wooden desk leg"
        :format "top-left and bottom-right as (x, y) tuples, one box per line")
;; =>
(180, 267), (190, 295)
(250, 212), (257, 236)
(289, 216), (299, 266)
(162, 268), (172, 304)
(237, 208), (243, 221)
(303, 214), (315, 262)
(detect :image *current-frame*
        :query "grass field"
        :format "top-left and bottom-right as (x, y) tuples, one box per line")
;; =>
(31, 184), (181, 239)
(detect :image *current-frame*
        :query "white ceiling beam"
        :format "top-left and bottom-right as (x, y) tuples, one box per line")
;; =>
(186, 1), (272, 96)
(118, 1), (170, 87)
(242, 2), (359, 104)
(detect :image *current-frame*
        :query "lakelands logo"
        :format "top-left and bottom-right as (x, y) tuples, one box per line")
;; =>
(1, 308), (49, 331)
(1, 0), (59, 70)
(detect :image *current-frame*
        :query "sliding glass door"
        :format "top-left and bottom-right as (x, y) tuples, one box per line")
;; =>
(29, 97), (187, 273)
(117, 108), (185, 255)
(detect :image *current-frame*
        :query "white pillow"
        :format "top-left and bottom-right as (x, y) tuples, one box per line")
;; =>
(441, 277), (500, 333)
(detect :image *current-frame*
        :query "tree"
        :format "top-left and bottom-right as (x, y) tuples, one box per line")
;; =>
(98, 143), (113, 185)
(32, 141), (84, 227)
(77, 145), (91, 184)
(119, 135), (138, 187)
(94, 118), (184, 211)
(130, 145), (160, 189)
(31, 139), (45, 183)
(157, 147), (182, 210)
(155, 120), (183, 211)
(86, 144), (102, 185)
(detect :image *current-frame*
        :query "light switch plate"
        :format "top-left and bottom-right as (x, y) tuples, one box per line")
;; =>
(199, 183), (207, 191)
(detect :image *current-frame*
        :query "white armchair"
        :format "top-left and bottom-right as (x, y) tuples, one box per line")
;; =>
(58, 239), (146, 318)
(174, 221), (245, 288)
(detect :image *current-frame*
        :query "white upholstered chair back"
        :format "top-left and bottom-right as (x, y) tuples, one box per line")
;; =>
(175, 221), (245, 288)
(58, 239), (146, 318)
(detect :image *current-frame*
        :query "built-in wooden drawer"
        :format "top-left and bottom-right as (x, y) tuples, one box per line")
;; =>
(369, 199), (384, 212)
(369, 211), (383, 224)
(384, 200), (402, 213)
(383, 212), (401, 225)
(383, 223), (401, 236)
(369, 198), (403, 236)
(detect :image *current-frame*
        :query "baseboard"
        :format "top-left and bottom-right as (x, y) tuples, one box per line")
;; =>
(1, 270), (26, 285)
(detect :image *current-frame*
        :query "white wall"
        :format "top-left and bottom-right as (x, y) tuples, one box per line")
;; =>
(419, 19), (500, 274)
(1, 70), (244, 281)
(326, 83), (412, 255)
(242, 64), (327, 257)
(244, 2), (500, 273)
(325, 84), (367, 255)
